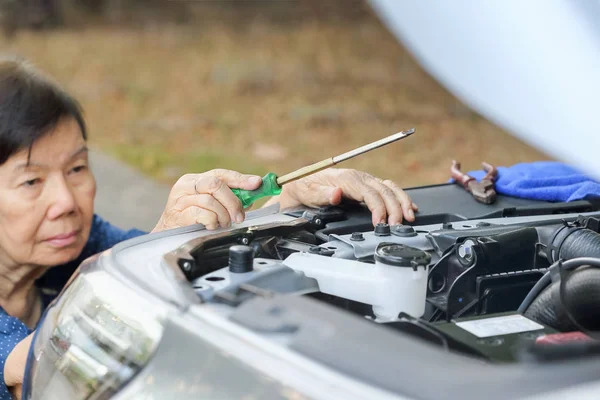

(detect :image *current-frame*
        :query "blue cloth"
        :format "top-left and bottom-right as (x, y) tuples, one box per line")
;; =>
(0, 216), (146, 399)
(463, 161), (600, 202)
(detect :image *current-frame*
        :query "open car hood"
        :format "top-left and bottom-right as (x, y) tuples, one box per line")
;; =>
(369, 0), (600, 180)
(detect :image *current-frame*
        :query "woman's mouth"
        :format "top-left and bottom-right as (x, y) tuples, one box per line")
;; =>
(45, 230), (79, 248)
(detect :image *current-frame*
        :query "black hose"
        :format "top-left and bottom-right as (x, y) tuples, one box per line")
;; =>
(517, 270), (552, 314)
(519, 257), (600, 314)
(523, 282), (564, 330)
(548, 226), (600, 262)
(519, 226), (600, 314)
(523, 258), (600, 332)
(558, 266), (600, 334)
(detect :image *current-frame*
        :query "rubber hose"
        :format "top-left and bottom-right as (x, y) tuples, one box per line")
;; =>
(517, 272), (551, 314)
(524, 283), (562, 329)
(525, 266), (600, 331)
(519, 227), (600, 314)
(555, 228), (600, 261)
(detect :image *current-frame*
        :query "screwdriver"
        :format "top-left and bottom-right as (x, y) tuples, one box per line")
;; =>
(231, 128), (416, 208)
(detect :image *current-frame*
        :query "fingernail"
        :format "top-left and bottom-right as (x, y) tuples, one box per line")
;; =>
(408, 209), (415, 220)
(235, 213), (244, 224)
(412, 203), (419, 210)
(249, 176), (262, 186)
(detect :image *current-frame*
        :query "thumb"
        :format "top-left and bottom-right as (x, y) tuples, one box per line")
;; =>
(210, 169), (262, 190)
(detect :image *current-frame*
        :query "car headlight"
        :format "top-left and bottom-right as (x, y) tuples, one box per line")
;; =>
(23, 258), (172, 400)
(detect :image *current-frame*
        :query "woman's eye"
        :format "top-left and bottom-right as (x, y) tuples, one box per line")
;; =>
(71, 165), (87, 174)
(22, 178), (41, 187)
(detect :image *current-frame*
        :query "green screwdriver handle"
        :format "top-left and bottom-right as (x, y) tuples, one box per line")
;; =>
(231, 172), (282, 208)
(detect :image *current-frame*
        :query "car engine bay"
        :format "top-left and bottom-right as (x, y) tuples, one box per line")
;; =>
(29, 182), (600, 400)
(161, 182), (600, 367)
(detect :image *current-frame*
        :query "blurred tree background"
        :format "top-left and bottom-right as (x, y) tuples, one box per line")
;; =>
(0, 0), (547, 187)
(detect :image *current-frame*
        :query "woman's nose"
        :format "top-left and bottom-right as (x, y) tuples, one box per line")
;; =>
(46, 178), (77, 220)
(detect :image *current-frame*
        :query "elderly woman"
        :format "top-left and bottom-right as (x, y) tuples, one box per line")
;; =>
(0, 56), (416, 398)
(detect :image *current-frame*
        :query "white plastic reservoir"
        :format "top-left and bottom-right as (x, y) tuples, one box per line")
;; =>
(283, 243), (431, 321)
(372, 243), (431, 320)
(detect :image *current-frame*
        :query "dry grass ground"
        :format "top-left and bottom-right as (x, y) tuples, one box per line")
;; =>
(0, 6), (548, 189)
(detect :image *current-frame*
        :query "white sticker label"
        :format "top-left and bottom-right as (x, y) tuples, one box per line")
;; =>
(455, 315), (544, 338)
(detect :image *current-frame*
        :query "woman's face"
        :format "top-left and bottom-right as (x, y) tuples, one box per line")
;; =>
(0, 118), (96, 267)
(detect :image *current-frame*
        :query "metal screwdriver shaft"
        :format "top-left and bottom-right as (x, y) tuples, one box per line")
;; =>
(232, 128), (416, 208)
(276, 128), (415, 185)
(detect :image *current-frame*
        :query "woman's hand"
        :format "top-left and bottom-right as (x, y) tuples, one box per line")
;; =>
(152, 167), (416, 232)
(271, 168), (418, 226)
(5, 333), (34, 399)
(152, 169), (262, 232)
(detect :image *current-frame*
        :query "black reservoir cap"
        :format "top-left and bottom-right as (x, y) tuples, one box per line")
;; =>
(374, 243), (431, 269)
(229, 245), (254, 273)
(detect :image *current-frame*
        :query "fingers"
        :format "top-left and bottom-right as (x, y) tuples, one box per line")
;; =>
(360, 186), (389, 226)
(175, 170), (261, 195)
(193, 174), (247, 223)
(320, 171), (390, 226)
(176, 194), (231, 228)
(156, 169), (264, 232)
(288, 169), (417, 227)
(210, 169), (262, 190)
(381, 179), (416, 223)
(329, 187), (344, 205)
(179, 206), (220, 230)
(367, 179), (405, 225)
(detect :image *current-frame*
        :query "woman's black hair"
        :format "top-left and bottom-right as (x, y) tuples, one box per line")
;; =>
(0, 55), (87, 166)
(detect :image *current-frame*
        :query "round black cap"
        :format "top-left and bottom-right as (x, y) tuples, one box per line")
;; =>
(374, 223), (391, 236)
(374, 243), (431, 268)
(391, 224), (417, 237)
(229, 245), (254, 273)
